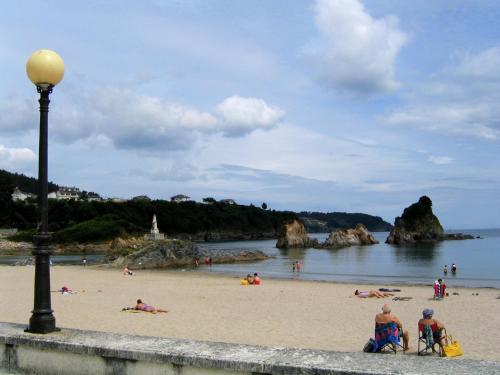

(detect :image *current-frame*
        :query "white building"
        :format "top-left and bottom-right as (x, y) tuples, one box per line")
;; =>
(55, 186), (80, 200)
(86, 192), (102, 201)
(11, 187), (34, 202)
(171, 194), (190, 203)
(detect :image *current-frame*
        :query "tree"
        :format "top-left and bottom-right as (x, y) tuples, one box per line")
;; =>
(0, 172), (14, 226)
(261, 202), (268, 210)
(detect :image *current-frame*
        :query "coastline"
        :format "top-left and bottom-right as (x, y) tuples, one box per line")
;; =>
(163, 267), (500, 290)
(2, 265), (499, 362)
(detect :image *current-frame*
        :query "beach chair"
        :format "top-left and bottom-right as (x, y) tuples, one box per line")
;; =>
(418, 324), (445, 356)
(374, 322), (405, 354)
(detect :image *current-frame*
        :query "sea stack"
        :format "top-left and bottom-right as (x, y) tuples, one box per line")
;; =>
(276, 219), (318, 248)
(322, 224), (379, 249)
(386, 196), (444, 244)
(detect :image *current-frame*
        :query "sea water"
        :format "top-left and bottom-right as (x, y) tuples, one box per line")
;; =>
(200, 229), (500, 288)
(1, 229), (499, 288)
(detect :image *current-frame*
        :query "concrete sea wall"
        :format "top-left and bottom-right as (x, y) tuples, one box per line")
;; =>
(1, 322), (499, 374)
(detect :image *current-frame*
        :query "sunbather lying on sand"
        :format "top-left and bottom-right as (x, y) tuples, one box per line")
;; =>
(355, 290), (395, 298)
(134, 299), (168, 313)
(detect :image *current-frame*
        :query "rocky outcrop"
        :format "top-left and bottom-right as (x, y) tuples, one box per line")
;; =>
(0, 239), (32, 255)
(444, 233), (474, 240)
(386, 196), (473, 244)
(109, 237), (267, 269)
(321, 224), (379, 249)
(276, 220), (318, 248)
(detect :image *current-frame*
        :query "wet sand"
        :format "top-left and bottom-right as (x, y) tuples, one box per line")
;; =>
(1, 265), (498, 361)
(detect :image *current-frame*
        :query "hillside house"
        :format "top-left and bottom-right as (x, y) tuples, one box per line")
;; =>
(171, 194), (190, 203)
(11, 187), (35, 202)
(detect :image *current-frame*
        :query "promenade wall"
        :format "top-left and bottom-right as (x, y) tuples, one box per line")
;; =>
(1, 322), (499, 375)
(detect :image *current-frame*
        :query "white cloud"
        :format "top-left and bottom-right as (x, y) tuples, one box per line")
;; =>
(383, 47), (500, 140)
(3, 88), (285, 151)
(307, 0), (408, 95)
(428, 155), (454, 165)
(0, 145), (36, 169)
(216, 96), (285, 136)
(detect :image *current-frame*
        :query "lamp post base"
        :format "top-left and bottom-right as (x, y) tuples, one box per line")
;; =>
(26, 312), (59, 334)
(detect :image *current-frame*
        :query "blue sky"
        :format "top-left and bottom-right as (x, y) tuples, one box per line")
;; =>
(1, 1), (500, 228)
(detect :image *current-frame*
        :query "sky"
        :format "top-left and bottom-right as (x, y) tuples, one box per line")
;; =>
(1, 0), (500, 229)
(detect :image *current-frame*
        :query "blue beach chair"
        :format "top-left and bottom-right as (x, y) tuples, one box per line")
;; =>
(373, 322), (405, 354)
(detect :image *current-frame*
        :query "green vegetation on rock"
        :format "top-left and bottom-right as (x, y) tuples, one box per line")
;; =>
(299, 211), (392, 232)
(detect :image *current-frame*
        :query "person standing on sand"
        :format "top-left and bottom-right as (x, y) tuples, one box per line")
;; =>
(82, 257), (87, 267)
(438, 278), (447, 298)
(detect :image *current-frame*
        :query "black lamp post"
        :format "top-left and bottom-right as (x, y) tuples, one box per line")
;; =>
(25, 49), (64, 334)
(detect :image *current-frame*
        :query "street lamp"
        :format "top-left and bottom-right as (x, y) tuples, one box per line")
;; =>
(25, 49), (64, 333)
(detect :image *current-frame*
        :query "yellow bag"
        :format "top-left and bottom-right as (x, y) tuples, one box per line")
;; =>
(442, 334), (463, 357)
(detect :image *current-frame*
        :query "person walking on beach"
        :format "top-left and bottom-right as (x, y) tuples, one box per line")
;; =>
(375, 304), (410, 351)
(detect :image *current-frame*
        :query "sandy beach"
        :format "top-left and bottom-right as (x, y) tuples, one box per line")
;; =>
(1, 265), (499, 361)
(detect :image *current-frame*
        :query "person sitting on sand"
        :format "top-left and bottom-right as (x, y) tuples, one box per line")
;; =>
(375, 304), (410, 351)
(355, 289), (395, 298)
(418, 308), (445, 349)
(253, 273), (261, 285)
(246, 273), (254, 285)
(123, 266), (134, 276)
(135, 299), (168, 313)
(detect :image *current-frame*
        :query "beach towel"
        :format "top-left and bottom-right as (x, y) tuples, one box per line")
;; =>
(121, 307), (167, 314)
(423, 324), (434, 349)
(373, 322), (400, 352)
(379, 288), (401, 292)
(392, 296), (412, 301)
